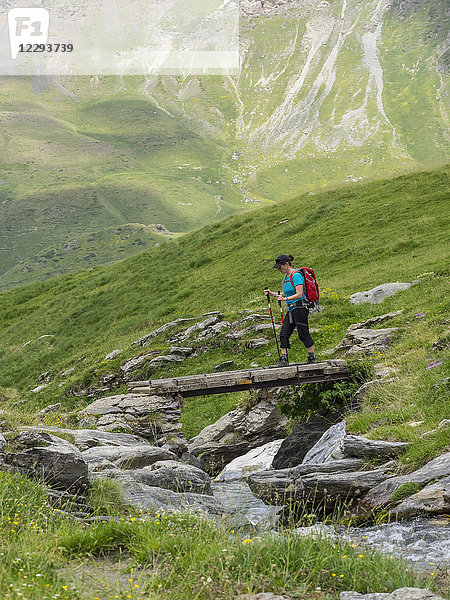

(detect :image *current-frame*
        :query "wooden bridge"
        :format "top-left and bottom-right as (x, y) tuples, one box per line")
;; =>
(128, 360), (350, 399)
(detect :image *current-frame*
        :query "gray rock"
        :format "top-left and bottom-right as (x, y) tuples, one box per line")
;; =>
(38, 371), (52, 382)
(167, 346), (193, 357)
(97, 470), (224, 514)
(147, 354), (184, 367)
(2, 446), (89, 491)
(272, 420), (329, 469)
(24, 426), (150, 451)
(302, 421), (347, 464)
(301, 462), (397, 500)
(347, 311), (404, 330)
(196, 321), (231, 341)
(188, 391), (287, 473)
(31, 384), (46, 393)
(247, 459), (365, 506)
(349, 283), (416, 305)
(341, 435), (408, 459)
(82, 445), (176, 471)
(214, 360), (235, 372)
(341, 589), (446, 600)
(131, 460), (213, 495)
(237, 594), (293, 600)
(120, 354), (153, 375)
(393, 475), (450, 519)
(57, 367), (75, 378)
(78, 393), (181, 439)
(37, 403), (61, 415)
(246, 337), (270, 348)
(0, 433), (6, 451)
(421, 419), (450, 439)
(215, 439), (284, 482)
(362, 452), (450, 509)
(337, 328), (398, 356)
(131, 318), (197, 347)
(169, 315), (224, 343)
(105, 349), (121, 360)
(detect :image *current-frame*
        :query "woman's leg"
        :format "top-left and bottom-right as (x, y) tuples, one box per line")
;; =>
(279, 313), (295, 362)
(293, 308), (315, 358)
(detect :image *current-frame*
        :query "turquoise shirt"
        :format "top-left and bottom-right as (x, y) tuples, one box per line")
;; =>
(283, 271), (306, 310)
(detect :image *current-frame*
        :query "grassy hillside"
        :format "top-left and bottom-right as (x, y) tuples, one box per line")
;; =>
(1, 0), (448, 288)
(0, 223), (174, 292)
(0, 165), (448, 464)
(0, 166), (448, 600)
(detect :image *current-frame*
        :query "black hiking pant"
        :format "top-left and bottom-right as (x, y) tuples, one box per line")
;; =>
(280, 307), (314, 350)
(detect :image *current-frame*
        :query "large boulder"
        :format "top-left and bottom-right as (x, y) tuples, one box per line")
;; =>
(300, 461), (397, 501)
(24, 426), (151, 451)
(247, 459), (365, 505)
(77, 393), (182, 440)
(95, 470), (223, 515)
(82, 445), (177, 471)
(349, 282), (417, 305)
(362, 452), (450, 510)
(302, 421), (347, 464)
(131, 460), (213, 495)
(215, 439), (284, 482)
(188, 390), (287, 475)
(341, 435), (408, 459)
(2, 445), (89, 492)
(272, 420), (330, 469)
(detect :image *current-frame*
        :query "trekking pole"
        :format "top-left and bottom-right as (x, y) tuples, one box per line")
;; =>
(278, 290), (288, 364)
(265, 287), (280, 359)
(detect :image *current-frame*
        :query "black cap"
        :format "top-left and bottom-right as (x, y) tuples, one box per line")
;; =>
(272, 254), (291, 268)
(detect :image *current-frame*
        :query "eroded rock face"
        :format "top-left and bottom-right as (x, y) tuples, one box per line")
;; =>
(336, 327), (398, 356)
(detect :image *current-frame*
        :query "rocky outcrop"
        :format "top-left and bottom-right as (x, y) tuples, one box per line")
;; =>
(188, 390), (287, 474)
(341, 436), (408, 459)
(247, 459), (364, 505)
(97, 469), (223, 514)
(362, 452), (450, 511)
(393, 476), (450, 519)
(336, 327), (398, 356)
(77, 393), (182, 440)
(349, 282), (418, 305)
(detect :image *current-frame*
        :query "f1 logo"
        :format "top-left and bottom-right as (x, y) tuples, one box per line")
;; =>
(8, 8), (50, 59)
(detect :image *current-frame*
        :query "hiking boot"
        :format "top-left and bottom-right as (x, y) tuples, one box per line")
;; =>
(276, 355), (289, 367)
(307, 354), (316, 364)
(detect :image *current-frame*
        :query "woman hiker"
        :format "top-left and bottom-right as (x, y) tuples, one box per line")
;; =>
(264, 253), (315, 366)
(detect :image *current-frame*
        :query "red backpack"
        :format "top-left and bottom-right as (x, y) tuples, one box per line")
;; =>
(288, 267), (319, 309)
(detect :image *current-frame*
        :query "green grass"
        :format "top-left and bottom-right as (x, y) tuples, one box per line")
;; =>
(0, 471), (444, 600)
(0, 165), (448, 465)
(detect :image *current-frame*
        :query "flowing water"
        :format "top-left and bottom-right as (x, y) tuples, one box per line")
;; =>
(213, 481), (450, 572)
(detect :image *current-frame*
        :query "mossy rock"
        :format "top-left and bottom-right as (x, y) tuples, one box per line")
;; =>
(389, 482), (422, 503)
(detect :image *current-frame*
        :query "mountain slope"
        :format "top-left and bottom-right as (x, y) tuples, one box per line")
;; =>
(0, 0), (448, 286)
(0, 165), (447, 390)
